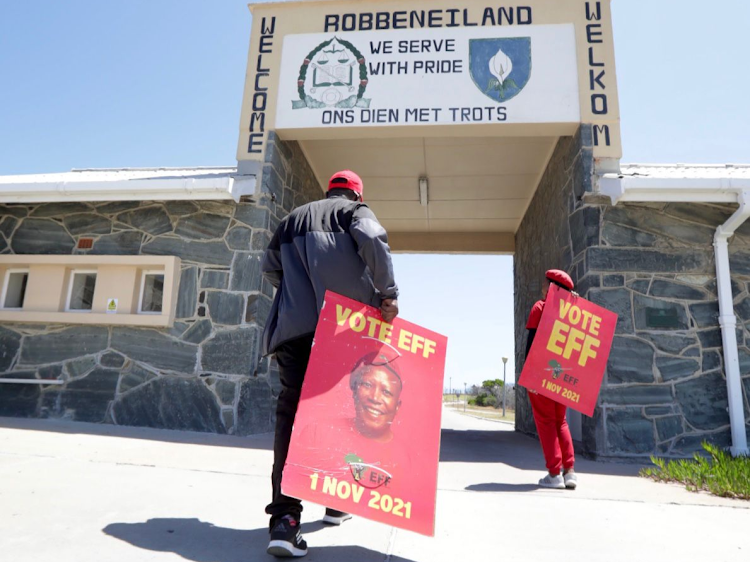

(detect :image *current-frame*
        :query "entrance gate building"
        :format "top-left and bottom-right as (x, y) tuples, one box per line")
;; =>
(0, 0), (748, 459)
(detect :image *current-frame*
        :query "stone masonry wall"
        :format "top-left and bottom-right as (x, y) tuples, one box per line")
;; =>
(515, 125), (750, 458)
(514, 126), (594, 441)
(0, 132), (322, 435)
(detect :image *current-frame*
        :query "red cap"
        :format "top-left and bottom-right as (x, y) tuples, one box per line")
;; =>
(546, 269), (574, 290)
(328, 170), (364, 200)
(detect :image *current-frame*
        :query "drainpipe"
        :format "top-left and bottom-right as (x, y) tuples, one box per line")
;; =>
(714, 189), (750, 456)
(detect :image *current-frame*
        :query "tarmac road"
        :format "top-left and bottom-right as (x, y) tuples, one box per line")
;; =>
(0, 408), (748, 561)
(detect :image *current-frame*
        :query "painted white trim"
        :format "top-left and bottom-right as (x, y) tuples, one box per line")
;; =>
(0, 174), (257, 204)
(1, 268), (29, 310)
(138, 270), (165, 315)
(65, 270), (97, 313)
(0, 379), (64, 386)
(601, 173), (750, 456)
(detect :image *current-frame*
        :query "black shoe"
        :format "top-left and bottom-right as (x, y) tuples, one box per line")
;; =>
(322, 508), (353, 525)
(267, 517), (308, 558)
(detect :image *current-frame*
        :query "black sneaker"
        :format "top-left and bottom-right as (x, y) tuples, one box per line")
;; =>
(267, 517), (307, 558)
(322, 508), (353, 525)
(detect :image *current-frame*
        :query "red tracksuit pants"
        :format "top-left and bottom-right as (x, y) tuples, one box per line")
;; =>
(529, 392), (575, 475)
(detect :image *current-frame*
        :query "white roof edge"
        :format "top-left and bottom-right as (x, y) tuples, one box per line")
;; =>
(0, 170), (258, 204)
(599, 175), (750, 205)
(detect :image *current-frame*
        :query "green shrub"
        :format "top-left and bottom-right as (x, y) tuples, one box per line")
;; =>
(485, 395), (498, 408)
(467, 398), (477, 406)
(640, 442), (750, 500)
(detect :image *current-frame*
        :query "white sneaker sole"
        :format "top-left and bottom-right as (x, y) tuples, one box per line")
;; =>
(322, 513), (353, 525)
(267, 540), (308, 557)
(565, 479), (578, 489)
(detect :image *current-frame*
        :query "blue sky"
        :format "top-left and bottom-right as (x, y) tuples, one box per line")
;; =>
(1, 1), (748, 388)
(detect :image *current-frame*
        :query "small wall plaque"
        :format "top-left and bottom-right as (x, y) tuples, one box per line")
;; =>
(646, 307), (679, 328)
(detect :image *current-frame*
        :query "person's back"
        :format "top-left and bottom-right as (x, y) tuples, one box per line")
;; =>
(261, 192), (397, 355)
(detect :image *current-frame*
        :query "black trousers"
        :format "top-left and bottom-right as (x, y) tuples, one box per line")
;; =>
(265, 334), (314, 529)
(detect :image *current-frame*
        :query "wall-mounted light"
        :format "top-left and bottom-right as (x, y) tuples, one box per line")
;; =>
(419, 176), (428, 207)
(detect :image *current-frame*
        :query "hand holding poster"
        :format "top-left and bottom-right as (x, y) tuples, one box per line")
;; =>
(282, 291), (447, 536)
(518, 285), (617, 416)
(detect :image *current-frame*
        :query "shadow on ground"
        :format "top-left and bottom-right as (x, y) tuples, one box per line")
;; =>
(440, 428), (644, 476)
(0, 416), (274, 451)
(103, 517), (414, 562)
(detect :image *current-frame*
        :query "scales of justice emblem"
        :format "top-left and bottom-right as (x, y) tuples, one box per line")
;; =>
(292, 37), (371, 109)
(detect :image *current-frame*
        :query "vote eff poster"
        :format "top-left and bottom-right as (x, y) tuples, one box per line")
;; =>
(282, 291), (447, 536)
(518, 285), (617, 416)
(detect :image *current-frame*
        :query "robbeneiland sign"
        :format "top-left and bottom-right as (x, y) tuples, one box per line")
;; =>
(275, 25), (580, 130)
(238, 0), (621, 162)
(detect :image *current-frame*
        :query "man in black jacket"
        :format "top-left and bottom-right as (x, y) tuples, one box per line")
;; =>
(262, 169), (399, 558)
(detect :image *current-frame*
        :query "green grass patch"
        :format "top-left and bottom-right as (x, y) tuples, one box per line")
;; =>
(640, 442), (750, 500)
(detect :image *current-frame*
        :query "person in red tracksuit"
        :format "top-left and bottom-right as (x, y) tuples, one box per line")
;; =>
(525, 269), (578, 490)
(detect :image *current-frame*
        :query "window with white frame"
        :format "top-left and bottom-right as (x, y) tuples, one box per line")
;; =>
(66, 270), (97, 311)
(139, 271), (164, 314)
(1, 269), (29, 309)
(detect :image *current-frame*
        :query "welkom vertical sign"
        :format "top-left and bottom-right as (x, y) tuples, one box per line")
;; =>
(237, 0), (621, 167)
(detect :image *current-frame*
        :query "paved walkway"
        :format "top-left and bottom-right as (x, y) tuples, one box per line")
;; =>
(1, 408), (748, 561)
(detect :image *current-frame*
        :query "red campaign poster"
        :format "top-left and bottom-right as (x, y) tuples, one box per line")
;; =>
(282, 291), (447, 537)
(518, 284), (617, 416)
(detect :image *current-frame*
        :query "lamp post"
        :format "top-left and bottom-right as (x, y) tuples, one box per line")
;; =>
(502, 357), (508, 417)
(463, 382), (467, 412)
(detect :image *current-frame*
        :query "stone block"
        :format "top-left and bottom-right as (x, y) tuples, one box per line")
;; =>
(698, 328), (722, 349)
(226, 227), (253, 250)
(588, 288), (634, 334)
(663, 203), (733, 227)
(252, 229), (272, 252)
(261, 166), (285, 201)
(606, 408), (656, 454)
(605, 206), (715, 246)
(650, 280), (707, 301)
(672, 430), (732, 456)
(644, 406), (673, 416)
(174, 213), (231, 240)
(66, 356), (97, 379)
(11, 219), (75, 254)
(633, 294), (689, 331)
(607, 337), (654, 383)
(201, 328), (258, 375)
(206, 292), (244, 325)
(113, 377), (225, 433)
(0, 327), (22, 372)
(63, 214), (112, 236)
(702, 350), (722, 372)
(234, 205), (271, 230)
(175, 266), (198, 319)
(602, 223), (657, 247)
(230, 252), (263, 292)
(627, 279), (650, 294)
(117, 206), (173, 236)
(111, 328), (198, 372)
(89, 231), (143, 255)
(118, 364), (157, 393)
(96, 201), (142, 215)
(246, 294), (272, 325)
(143, 237), (234, 266)
(729, 252), (750, 276)
(603, 275), (624, 287)
(201, 270), (229, 289)
(656, 415), (684, 441)
(0, 216), (19, 238)
(600, 384), (673, 405)
(235, 378), (274, 435)
(675, 372), (730, 430)
(588, 248), (713, 274)
(0, 205), (29, 218)
(100, 352), (126, 369)
(31, 203), (92, 217)
(214, 379), (237, 405)
(640, 333), (698, 354)
(182, 319), (214, 344)
(20, 327), (108, 365)
(682, 346), (700, 357)
(735, 297), (750, 321)
(656, 356), (700, 382)
(164, 201), (199, 216)
(689, 301), (719, 328)
(38, 364), (63, 381)
(0, 383), (40, 417)
(60, 367), (119, 422)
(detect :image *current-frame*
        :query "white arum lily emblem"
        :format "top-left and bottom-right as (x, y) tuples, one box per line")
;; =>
(486, 48), (518, 99)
